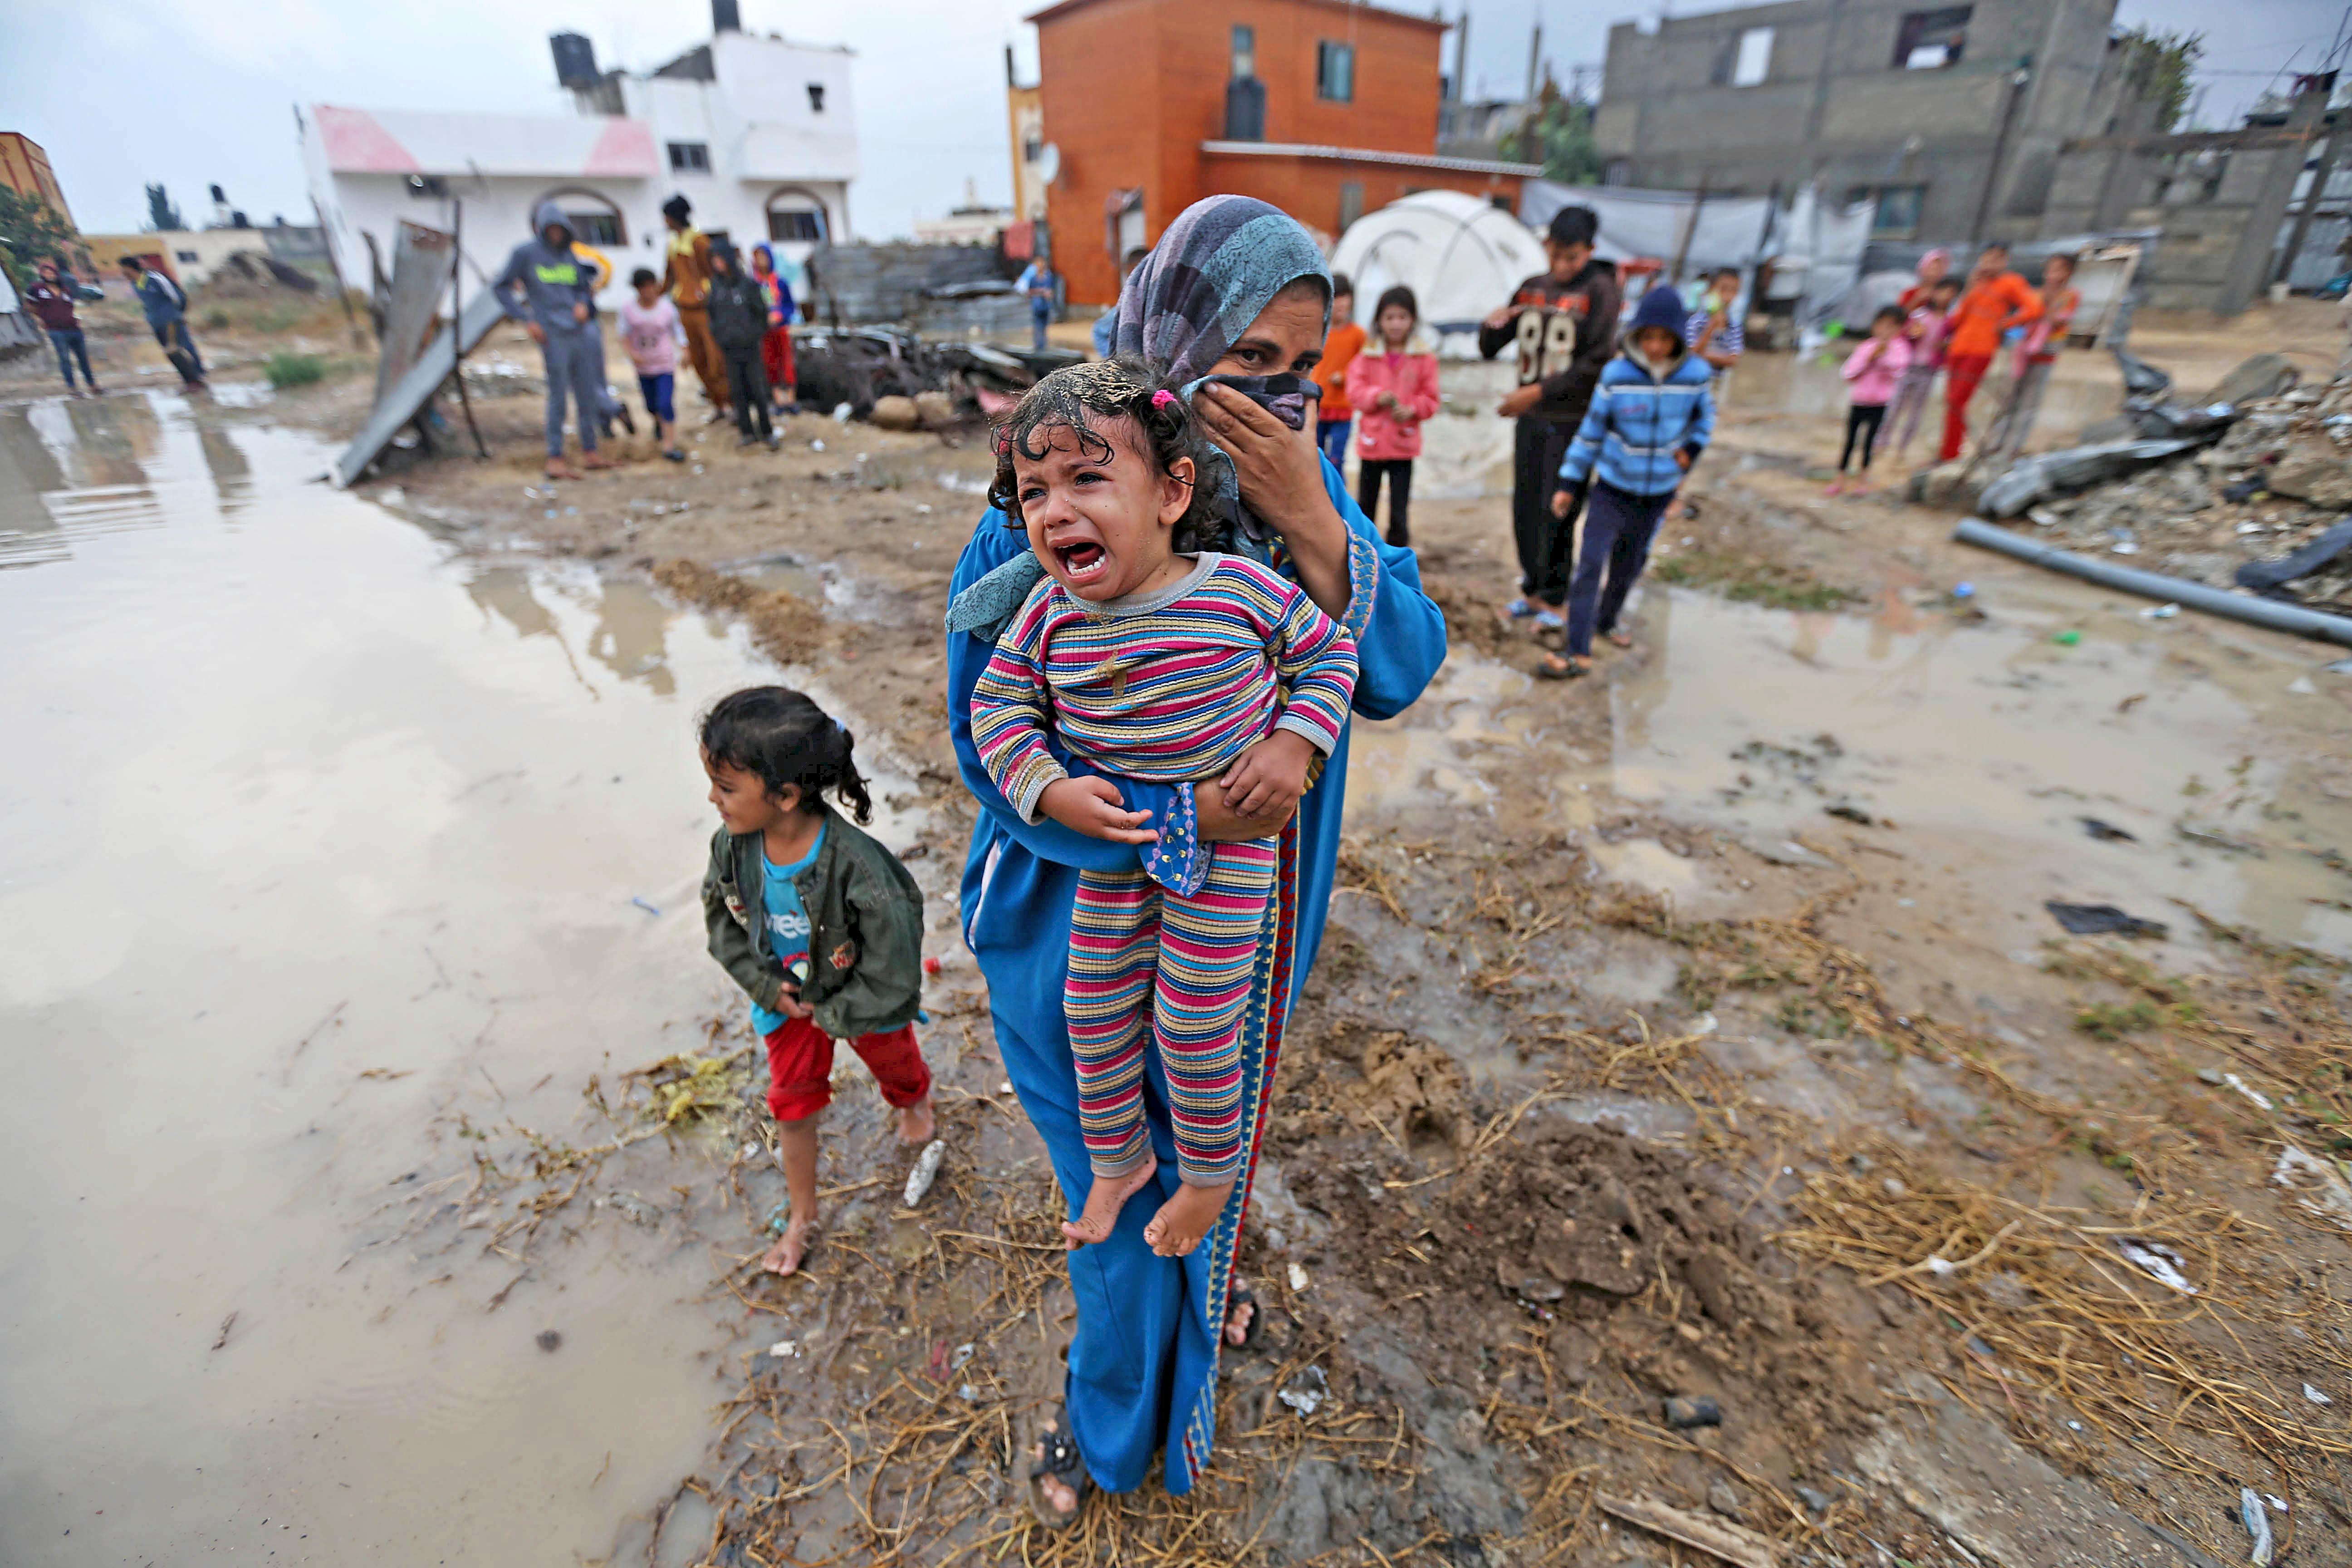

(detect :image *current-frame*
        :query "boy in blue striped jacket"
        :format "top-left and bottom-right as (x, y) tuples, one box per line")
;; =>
(1543, 285), (1715, 678)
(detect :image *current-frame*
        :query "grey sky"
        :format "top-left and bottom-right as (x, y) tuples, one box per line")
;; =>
(4, 0), (2342, 240)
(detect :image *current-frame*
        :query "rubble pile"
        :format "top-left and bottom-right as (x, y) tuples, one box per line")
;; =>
(2007, 360), (2352, 612)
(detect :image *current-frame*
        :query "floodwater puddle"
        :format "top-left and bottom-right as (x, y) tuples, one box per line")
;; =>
(0, 391), (916, 1562)
(1344, 566), (2352, 956)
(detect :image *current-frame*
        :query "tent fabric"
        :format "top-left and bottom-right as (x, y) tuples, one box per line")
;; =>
(1519, 179), (1874, 332)
(1328, 190), (1548, 340)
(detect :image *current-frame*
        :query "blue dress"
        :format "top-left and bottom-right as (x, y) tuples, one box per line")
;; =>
(948, 455), (1446, 1494)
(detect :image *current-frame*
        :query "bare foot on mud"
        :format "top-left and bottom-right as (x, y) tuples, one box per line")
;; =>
(895, 1095), (936, 1146)
(1061, 1154), (1158, 1249)
(1224, 1289), (1257, 1347)
(1605, 628), (1634, 649)
(543, 460), (579, 481)
(761, 1214), (818, 1276)
(580, 452), (614, 471)
(1143, 1178), (1231, 1258)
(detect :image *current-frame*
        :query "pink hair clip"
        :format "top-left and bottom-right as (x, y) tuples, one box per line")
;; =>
(1151, 389), (1177, 410)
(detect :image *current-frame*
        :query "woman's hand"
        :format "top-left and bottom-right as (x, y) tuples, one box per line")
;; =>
(1196, 779), (1296, 841)
(1193, 383), (1352, 619)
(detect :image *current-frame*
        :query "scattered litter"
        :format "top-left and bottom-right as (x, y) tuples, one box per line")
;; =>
(2241, 1487), (2274, 1568)
(997, 1080), (1013, 1095)
(915, 503), (934, 514)
(2225, 1073), (2275, 1110)
(2273, 1146), (2352, 1230)
(2197, 1067), (2225, 1085)
(1276, 1364), (1328, 1417)
(2329, 659), (2352, 675)
(831, 402), (853, 422)
(958, 1382), (978, 1401)
(1924, 1255), (1958, 1276)
(2267, 1494), (2290, 1514)
(2109, 538), (2140, 556)
(2051, 629), (2082, 646)
(2044, 901), (2168, 938)
(1663, 1394), (1722, 1428)
(921, 955), (943, 976)
(2287, 676), (2317, 695)
(950, 1342), (975, 1371)
(1595, 1494), (1777, 1568)
(2116, 1239), (2198, 1294)
(1950, 581), (1975, 598)
(211, 1312), (238, 1351)
(536, 1329), (563, 1352)
(629, 896), (661, 916)
(810, 439), (826, 452)
(1794, 1485), (1833, 1515)
(2307, 1383), (2332, 1405)
(902, 1139), (947, 1206)
(2079, 817), (2137, 842)
(768, 1338), (800, 1359)
(2138, 603), (2180, 619)
(1287, 1261), (1310, 1292)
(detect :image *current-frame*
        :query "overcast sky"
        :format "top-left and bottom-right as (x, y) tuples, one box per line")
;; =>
(4, 0), (2342, 240)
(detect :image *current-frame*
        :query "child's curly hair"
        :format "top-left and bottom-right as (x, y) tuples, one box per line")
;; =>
(986, 358), (1219, 549)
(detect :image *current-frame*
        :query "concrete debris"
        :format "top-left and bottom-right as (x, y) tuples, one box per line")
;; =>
(792, 325), (1078, 421)
(1981, 352), (2352, 614)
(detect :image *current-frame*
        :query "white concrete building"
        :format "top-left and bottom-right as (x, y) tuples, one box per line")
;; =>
(300, 8), (855, 311)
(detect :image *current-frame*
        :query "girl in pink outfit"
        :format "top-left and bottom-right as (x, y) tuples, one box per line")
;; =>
(1888, 275), (1960, 460)
(1346, 284), (1441, 546)
(1828, 307), (1912, 495)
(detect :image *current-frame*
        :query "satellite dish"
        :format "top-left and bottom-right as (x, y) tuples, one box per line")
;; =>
(1038, 143), (1062, 184)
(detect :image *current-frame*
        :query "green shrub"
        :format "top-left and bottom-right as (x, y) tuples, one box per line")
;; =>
(264, 352), (326, 389)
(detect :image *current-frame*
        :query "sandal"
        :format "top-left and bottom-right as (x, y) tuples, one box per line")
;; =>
(1532, 610), (1566, 635)
(1225, 1287), (1262, 1350)
(1504, 597), (1540, 620)
(1025, 1409), (1090, 1529)
(1533, 654), (1590, 681)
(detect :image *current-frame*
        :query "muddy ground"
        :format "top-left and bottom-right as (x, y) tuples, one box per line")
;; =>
(37, 293), (2352, 1566)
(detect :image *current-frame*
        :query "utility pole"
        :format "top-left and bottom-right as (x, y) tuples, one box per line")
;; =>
(1455, 8), (1472, 104)
(1526, 18), (1544, 101)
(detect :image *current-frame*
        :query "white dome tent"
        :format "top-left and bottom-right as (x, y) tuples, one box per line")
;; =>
(1329, 190), (1547, 356)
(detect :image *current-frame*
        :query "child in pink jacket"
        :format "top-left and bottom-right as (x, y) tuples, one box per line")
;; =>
(1346, 284), (1441, 546)
(1828, 307), (1912, 495)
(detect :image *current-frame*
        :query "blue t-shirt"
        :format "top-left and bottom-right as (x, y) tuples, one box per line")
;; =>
(748, 825), (824, 1036)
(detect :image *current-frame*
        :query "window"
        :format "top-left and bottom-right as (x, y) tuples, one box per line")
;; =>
(1338, 181), (1365, 231)
(1893, 7), (1970, 70)
(1733, 27), (1774, 86)
(1865, 185), (1926, 237)
(566, 210), (624, 246)
(1231, 25), (1255, 80)
(806, 83), (826, 113)
(176, 250), (199, 264)
(1317, 40), (1355, 102)
(667, 142), (710, 173)
(768, 209), (824, 243)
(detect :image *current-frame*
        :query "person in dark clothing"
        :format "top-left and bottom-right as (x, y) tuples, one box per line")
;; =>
(706, 245), (781, 450)
(1477, 205), (1621, 634)
(491, 200), (608, 480)
(118, 256), (206, 390)
(26, 260), (100, 396)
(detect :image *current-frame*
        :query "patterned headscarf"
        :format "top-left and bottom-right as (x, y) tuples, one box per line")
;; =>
(1110, 196), (1331, 381)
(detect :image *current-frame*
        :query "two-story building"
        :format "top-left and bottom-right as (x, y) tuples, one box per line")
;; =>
(1593, 0), (2119, 248)
(1030, 0), (1539, 307)
(300, 2), (855, 311)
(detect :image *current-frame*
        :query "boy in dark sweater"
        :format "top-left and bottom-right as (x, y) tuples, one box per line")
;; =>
(706, 245), (781, 450)
(26, 260), (100, 396)
(1479, 205), (1621, 632)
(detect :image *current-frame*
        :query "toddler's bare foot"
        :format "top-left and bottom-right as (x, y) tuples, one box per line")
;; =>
(761, 1213), (818, 1276)
(895, 1095), (936, 1146)
(1061, 1154), (1158, 1249)
(1143, 1178), (1232, 1258)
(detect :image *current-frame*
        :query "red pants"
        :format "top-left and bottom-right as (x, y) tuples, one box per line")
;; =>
(1939, 353), (1992, 461)
(760, 328), (795, 397)
(762, 1016), (930, 1123)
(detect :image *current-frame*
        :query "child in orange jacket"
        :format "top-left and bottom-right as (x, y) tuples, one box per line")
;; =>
(1937, 242), (2042, 461)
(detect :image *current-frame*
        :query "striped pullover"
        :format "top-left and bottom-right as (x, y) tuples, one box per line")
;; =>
(971, 552), (1359, 825)
(1557, 339), (1717, 498)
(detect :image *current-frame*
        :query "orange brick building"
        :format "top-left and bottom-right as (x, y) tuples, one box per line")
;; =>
(1029, 0), (1538, 306)
(0, 132), (98, 276)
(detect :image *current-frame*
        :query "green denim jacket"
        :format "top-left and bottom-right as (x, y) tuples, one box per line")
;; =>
(701, 806), (925, 1041)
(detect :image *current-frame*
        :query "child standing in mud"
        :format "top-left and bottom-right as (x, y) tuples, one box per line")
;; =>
(700, 687), (936, 1276)
(968, 359), (1359, 1258)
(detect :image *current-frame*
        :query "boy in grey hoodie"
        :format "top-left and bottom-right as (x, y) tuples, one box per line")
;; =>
(493, 200), (608, 478)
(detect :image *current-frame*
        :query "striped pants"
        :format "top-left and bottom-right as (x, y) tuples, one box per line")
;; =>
(1067, 838), (1278, 1186)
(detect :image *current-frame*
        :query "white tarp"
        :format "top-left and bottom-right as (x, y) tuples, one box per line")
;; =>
(1519, 179), (1873, 330)
(1329, 190), (1548, 341)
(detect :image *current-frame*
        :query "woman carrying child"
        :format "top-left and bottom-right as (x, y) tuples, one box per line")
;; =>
(1542, 285), (1715, 678)
(1346, 284), (1441, 547)
(700, 688), (935, 1278)
(946, 194), (1446, 1523)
